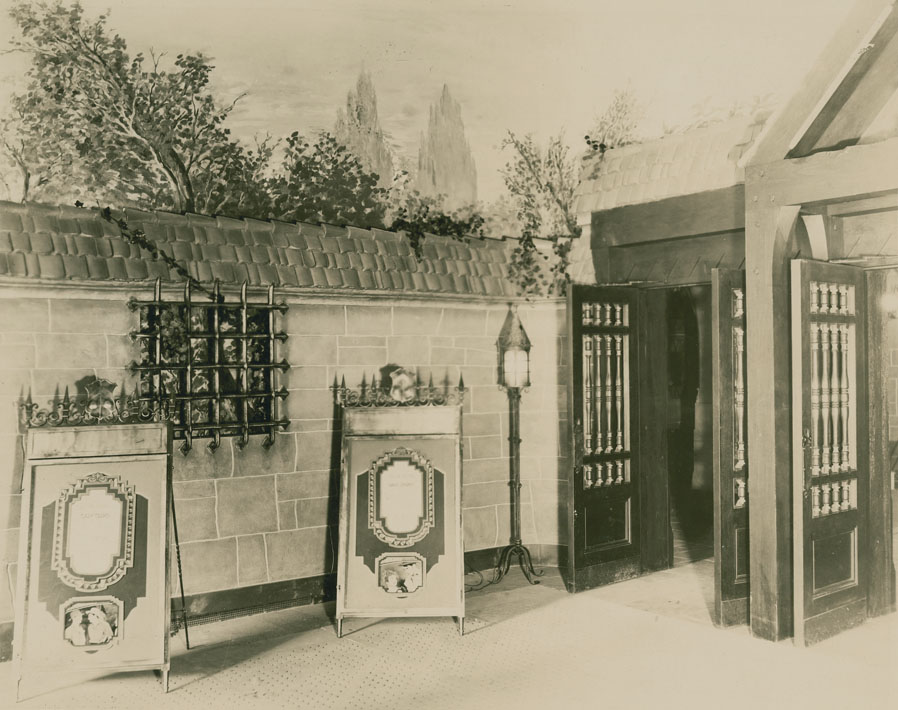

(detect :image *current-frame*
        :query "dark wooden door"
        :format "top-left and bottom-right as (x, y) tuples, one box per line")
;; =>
(791, 259), (868, 645)
(711, 269), (750, 626)
(567, 285), (643, 591)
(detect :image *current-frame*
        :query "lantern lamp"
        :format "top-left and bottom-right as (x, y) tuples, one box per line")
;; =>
(497, 306), (531, 390)
(493, 305), (542, 585)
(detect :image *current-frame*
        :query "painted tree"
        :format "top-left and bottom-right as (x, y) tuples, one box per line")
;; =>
(501, 131), (579, 296)
(501, 89), (642, 296)
(269, 132), (388, 228)
(5, 1), (258, 214)
(0, 97), (78, 202)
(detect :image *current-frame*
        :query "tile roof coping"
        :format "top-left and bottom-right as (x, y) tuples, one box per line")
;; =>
(0, 200), (548, 297)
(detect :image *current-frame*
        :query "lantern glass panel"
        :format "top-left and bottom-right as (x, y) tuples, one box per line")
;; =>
(503, 349), (529, 388)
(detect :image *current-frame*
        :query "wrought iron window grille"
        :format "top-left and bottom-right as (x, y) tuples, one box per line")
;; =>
(128, 277), (289, 453)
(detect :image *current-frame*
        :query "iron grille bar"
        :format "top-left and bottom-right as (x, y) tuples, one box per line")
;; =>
(239, 282), (250, 450)
(265, 284), (278, 449)
(130, 299), (288, 312)
(184, 280), (194, 454)
(134, 390), (288, 403)
(131, 332), (288, 341)
(130, 362), (290, 372)
(164, 420), (289, 433)
(211, 280), (221, 452)
(153, 278), (162, 410)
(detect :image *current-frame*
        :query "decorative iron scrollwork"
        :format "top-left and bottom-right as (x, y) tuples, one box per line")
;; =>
(336, 373), (465, 408)
(19, 377), (174, 429)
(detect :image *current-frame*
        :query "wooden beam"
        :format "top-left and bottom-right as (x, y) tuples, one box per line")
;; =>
(607, 231), (745, 286)
(791, 10), (898, 157)
(745, 205), (801, 641)
(747, 0), (897, 165)
(824, 191), (898, 216)
(592, 186), (745, 247)
(747, 136), (898, 207)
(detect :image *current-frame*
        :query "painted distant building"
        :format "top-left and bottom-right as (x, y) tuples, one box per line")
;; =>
(417, 85), (478, 210)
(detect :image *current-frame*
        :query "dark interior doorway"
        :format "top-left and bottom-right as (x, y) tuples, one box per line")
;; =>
(667, 287), (714, 566)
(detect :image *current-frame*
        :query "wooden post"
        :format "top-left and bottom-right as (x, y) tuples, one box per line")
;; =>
(744, 191), (800, 641)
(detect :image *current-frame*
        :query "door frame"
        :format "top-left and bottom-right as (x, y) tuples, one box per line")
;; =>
(711, 269), (751, 626)
(857, 265), (896, 619)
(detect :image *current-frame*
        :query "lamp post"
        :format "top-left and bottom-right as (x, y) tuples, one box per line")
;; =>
(494, 305), (543, 585)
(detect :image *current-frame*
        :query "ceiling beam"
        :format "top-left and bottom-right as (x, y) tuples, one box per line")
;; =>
(747, 136), (898, 206)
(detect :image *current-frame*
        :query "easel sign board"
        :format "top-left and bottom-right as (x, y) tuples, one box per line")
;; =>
(13, 423), (173, 697)
(336, 406), (464, 634)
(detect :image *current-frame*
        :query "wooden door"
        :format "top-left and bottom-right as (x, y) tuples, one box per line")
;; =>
(711, 269), (750, 626)
(791, 260), (868, 645)
(567, 285), (643, 591)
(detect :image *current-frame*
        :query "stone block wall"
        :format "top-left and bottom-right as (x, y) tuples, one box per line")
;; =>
(0, 286), (569, 631)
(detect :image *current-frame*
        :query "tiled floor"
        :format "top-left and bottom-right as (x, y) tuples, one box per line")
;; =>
(2, 556), (895, 710)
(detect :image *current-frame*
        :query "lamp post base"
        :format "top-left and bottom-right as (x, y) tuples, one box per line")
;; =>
(494, 542), (544, 585)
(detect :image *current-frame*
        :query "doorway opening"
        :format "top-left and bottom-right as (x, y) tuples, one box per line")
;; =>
(667, 287), (714, 567)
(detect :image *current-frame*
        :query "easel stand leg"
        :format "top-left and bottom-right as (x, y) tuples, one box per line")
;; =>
(170, 497), (190, 649)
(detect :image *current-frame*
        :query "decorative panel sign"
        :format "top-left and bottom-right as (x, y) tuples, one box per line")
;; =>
(14, 424), (172, 698)
(336, 406), (463, 636)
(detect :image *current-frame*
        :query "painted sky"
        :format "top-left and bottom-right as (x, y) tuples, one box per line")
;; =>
(0, 0), (854, 201)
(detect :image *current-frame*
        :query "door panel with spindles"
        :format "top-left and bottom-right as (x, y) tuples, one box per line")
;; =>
(568, 285), (641, 591)
(791, 260), (868, 645)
